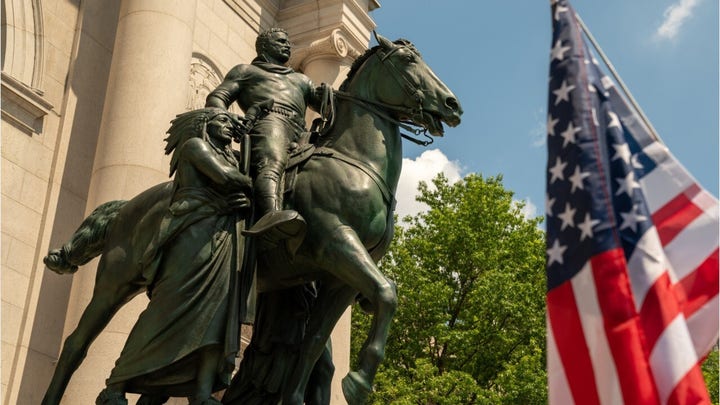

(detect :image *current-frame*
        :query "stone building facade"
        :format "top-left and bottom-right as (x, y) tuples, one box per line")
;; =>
(1, 0), (379, 403)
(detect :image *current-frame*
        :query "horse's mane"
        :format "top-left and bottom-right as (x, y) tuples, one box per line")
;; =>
(339, 38), (420, 92)
(164, 107), (227, 177)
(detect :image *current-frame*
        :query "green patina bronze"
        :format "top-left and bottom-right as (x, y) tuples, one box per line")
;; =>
(41, 30), (461, 405)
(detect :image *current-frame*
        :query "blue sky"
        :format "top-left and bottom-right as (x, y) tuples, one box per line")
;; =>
(368, 0), (718, 220)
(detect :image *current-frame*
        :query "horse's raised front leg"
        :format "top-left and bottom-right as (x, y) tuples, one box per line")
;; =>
(42, 260), (141, 405)
(287, 225), (397, 405)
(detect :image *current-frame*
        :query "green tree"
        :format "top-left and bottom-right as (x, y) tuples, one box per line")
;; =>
(703, 348), (719, 405)
(352, 174), (547, 404)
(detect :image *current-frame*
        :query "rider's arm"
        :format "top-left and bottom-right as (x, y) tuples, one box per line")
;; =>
(205, 66), (244, 109)
(306, 79), (326, 113)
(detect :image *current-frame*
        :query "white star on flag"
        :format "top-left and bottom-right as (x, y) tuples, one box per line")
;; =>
(607, 111), (621, 128)
(557, 202), (577, 230)
(547, 238), (567, 265)
(551, 40), (571, 62)
(560, 121), (582, 147)
(548, 114), (559, 136)
(577, 212), (600, 241)
(546, 194), (556, 216)
(615, 170), (640, 197)
(568, 165), (591, 193)
(611, 142), (632, 165)
(553, 80), (575, 105)
(549, 157), (568, 184)
(619, 204), (648, 233)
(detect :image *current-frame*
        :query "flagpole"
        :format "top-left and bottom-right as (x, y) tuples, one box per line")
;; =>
(574, 12), (664, 144)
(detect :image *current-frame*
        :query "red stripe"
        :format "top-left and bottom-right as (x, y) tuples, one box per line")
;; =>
(591, 249), (661, 404)
(665, 365), (711, 405)
(639, 273), (681, 350)
(652, 184), (703, 246)
(547, 282), (601, 405)
(675, 249), (719, 318)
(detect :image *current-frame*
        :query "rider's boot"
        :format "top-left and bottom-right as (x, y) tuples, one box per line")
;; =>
(243, 171), (305, 254)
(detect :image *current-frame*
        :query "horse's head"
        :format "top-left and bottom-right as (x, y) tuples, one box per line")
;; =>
(346, 32), (462, 136)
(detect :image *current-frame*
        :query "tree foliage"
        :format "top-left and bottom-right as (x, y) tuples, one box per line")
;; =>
(352, 174), (547, 404)
(703, 348), (719, 405)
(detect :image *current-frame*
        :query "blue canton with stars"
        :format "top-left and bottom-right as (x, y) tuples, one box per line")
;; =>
(546, 0), (655, 291)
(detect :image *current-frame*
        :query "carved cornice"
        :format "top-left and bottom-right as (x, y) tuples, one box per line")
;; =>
(1, 71), (53, 134)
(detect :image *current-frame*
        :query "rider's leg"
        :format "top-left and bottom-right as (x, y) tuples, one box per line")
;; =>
(254, 159), (284, 215)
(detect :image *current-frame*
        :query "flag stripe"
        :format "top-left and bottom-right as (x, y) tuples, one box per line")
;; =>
(627, 228), (667, 311)
(686, 294), (720, 357)
(666, 366), (712, 405)
(648, 315), (701, 404)
(652, 184), (703, 245)
(639, 144), (694, 213)
(664, 210), (719, 282)
(639, 272), (680, 350)
(547, 281), (601, 405)
(676, 249), (719, 318)
(572, 262), (624, 405)
(591, 249), (660, 405)
(547, 312), (576, 405)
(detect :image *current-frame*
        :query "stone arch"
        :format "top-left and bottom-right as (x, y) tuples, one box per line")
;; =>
(2, 0), (45, 88)
(187, 52), (240, 115)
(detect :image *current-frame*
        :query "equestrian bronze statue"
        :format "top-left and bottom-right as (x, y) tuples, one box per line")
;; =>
(41, 32), (461, 405)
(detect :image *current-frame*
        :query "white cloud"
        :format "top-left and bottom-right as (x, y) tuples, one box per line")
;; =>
(655, 0), (701, 41)
(395, 149), (462, 220)
(516, 198), (539, 220)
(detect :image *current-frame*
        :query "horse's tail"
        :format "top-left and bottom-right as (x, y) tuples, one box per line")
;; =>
(44, 200), (128, 274)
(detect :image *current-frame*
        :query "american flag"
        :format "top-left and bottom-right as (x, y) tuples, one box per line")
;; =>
(545, 1), (719, 404)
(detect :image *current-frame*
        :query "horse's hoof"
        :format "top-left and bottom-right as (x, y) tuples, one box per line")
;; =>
(95, 388), (128, 405)
(341, 371), (373, 405)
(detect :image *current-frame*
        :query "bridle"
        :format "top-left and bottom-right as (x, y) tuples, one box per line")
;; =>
(326, 44), (436, 146)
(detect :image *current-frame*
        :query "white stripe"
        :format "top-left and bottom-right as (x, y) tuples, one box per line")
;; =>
(572, 262), (624, 405)
(692, 189), (719, 214)
(649, 315), (699, 404)
(686, 295), (720, 358)
(639, 145), (694, 213)
(547, 312), (575, 405)
(664, 211), (719, 281)
(626, 227), (667, 310)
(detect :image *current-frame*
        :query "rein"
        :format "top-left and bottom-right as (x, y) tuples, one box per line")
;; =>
(333, 90), (434, 147)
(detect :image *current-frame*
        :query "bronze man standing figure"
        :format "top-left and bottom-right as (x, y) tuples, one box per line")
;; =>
(206, 28), (322, 236)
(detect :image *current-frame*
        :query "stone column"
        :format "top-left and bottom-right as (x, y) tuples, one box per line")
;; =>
(61, 0), (197, 402)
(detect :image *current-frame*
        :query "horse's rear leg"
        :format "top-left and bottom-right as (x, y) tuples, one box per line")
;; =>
(42, 265), (140, 405)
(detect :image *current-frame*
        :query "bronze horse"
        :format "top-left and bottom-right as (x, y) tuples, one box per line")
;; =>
(42, 33), (461, 404)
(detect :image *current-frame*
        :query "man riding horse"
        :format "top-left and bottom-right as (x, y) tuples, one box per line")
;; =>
(205, 28), (322, 242)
